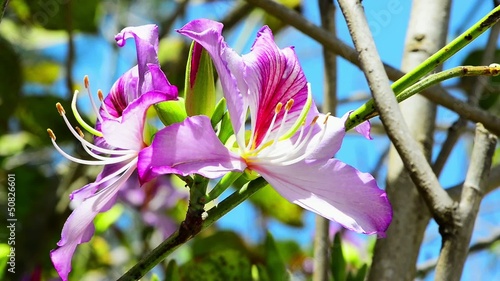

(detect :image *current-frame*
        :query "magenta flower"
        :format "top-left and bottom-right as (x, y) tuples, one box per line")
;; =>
(139, 19), (392, 236)
(48, 24), (177, 281)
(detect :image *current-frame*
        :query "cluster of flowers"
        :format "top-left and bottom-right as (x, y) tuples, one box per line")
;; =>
(48, 19), (392, 280)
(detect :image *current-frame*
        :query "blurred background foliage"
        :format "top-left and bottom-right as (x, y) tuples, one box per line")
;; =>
(0, 0), (499, 280)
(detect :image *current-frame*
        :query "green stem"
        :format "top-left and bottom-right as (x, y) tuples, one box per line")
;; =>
(345, 5), (500, 131)
(391, 5), (500, 94)
(117, 177), (267, 280)
(205, 171), (244, 202)
(356, 64), (500, 122)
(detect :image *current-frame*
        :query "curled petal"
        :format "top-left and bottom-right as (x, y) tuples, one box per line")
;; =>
(115, 24), (159, 92)
(254, 159), (392, 235)
(138, 115), (245, 183)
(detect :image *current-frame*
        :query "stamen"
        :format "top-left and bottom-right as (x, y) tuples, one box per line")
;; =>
(275, 102), (283, 113)
(75, 127), (84, 137)
(323, 113), (331, 124)
(56, 103), (66, 116)
(84, 75), (103, 123)
(98, 89), (113, 119)
(278, 87), (313, 141)
(48, 135), (136, 165)
(71, 90), (103, 137)
(84, 75), (90, 88)
(47, 129), (56, 141)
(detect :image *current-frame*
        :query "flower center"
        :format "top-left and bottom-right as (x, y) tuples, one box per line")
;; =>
(242, 84), (318, 163)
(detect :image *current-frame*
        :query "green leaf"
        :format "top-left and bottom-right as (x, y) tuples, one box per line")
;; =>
(165, 260), (181, 281)
(191, 230), (249, 258)
(331, 233), (346, 281)
(23, 60), (60, 85)
(262, 232), (289, 281)
(25, 0), (100, 32)
(250, 184), (304, 227)
(94, 204), (123, 233)
(346, 264), (368, 281)
(184, 41), (216, 117)
(180, 249), (252, 281)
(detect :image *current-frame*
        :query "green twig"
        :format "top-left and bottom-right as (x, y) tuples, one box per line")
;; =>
(351, 64), (500, 123)
(0, 0), (9, 24)
(205, 171), (243, 202)
(117, 177), (267, 280)
(345, 5), (500, 131)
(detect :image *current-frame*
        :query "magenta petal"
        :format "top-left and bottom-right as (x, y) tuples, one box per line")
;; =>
(242, 26), (319, 147)
(355, 120), (373, 140)
(177, 19), (246, 138)
(255, 159), (392, 235)
(101, 91), (172, 151)
(115, 25), (159, 92)
(50, 165), (135, 281)
(138, 115), (245, 183)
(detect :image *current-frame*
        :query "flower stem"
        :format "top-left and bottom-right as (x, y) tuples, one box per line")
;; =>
(345, 5), (500, 131)
(117, 177), (267, 280)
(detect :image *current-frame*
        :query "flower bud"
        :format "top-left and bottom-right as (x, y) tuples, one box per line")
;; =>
(184, 41), (216, 117)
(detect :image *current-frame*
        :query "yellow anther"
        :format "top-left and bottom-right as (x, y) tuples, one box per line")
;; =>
(323, 113), (331, 124)
(275, 102), (283, 114)
(98, 89), (104, 102)
(285, 99), (294, 111)
(56, 103), (66, 115)
(47, 129), (56, 141)
(84, 75), (90, 88)
(75, 127), (84, 137)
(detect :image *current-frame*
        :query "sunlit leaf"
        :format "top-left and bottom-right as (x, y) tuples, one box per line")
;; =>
(94, 204), (124, 233)
(23, 60), (60, 84)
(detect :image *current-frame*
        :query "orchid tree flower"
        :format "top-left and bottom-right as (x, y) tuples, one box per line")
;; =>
(47, 24), (177, 281)
(139, 19), (392, 236)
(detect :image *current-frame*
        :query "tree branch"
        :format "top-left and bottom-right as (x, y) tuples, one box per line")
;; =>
(335, 0), (454, 224)
(435, 124), (497, 281)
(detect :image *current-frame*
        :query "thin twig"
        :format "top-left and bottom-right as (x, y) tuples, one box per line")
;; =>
(243, 0), (500, 135)
(335, 0), (454, 225)
(64, 0), (75, 95)
(313, 1), (336, 280)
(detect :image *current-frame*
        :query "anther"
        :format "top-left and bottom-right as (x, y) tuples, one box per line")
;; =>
(56, 103), (66, 115)
(311, 116), (319, 125)
(75, 127), (84, 138)
(275, 102), (283, 114)
(98, 89), (104, 102)
(47, 129), (56, 140)
(84, 75), (89, 89)
(323, 113), (331, 124)
(285, 99), (294, 111)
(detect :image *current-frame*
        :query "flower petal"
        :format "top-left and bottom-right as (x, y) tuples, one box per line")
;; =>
(50, 164), (135, 281)
(254, 159), (392, 235)
(242, 26), (319, 147)
(138, 115), (245, 183)
(115, 24), (159, 93)
(101, 91), (173, 151)
(177, 19), (246, 142)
